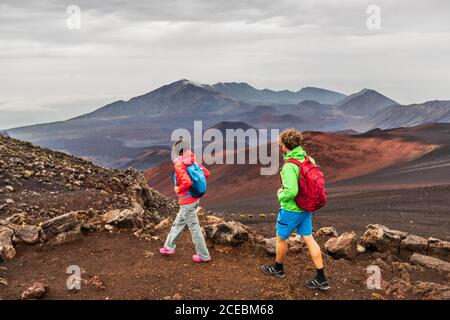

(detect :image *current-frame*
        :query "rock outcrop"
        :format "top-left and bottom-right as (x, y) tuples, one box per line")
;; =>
(0, 226), (16, 261)
(203, 221), (251, 246)
(362, 224), (408, 254)
(324, 232), (357, 260)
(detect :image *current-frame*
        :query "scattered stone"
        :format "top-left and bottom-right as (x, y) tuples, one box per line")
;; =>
(104, 224), (114, 232)
(357, 244), (367, 253)
(315, 227), (339, 238)
(5, 212), (29, 225)
(204, 221), (250, 246)
(5, 186), (14, 193)
(144, 250), (155, 258)
(371, 292), (385, 300)
(21, 282), (47, 300)
(0, 277), (7, 286)
(324, 232), (357, 260)
(89, 276), (106, 291)
(23, 170), (34, 178)
(5, 199), (14, 204)
(0, 226), (16, 261)
(173, 293), (182, 300)
(154, 217), (172, 230)
(410, 253), (450, 274)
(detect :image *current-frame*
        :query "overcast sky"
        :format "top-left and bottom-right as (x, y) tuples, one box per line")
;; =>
(1, 0), (449, 129)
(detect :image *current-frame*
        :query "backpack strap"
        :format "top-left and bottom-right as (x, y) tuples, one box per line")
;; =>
(285, 158), (303, 167)
(285, 156), (313, 179)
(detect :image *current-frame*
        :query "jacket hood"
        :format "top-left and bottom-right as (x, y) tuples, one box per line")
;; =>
(283, 146), (306, 161)
(174, 150), (196, 165)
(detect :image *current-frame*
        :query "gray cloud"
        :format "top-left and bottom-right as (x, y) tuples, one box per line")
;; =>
(1, 0), (450, 129)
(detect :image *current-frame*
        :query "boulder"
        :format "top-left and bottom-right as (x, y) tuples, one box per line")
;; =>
(410, 253), (450, 274)
(288, 236), (304, 254)
(256, 236), (304, 255)
(102, 204), (144, 229)
(21, 282), (47, 300)
(324, 232), (357, 260)
(315, 227), (339, 238)
(0, 226), (16, 261)
(259, 237), (277, 255)
(13, 225), (42, 244)
(203, 221), (250, 246)
(400, 234), (428, 258)
(362, 224), (408, 254)
(427, 238), (450, 261)
(41, 212), (79, 239)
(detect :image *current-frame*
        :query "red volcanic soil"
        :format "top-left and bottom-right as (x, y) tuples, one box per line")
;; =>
(3, 228), (447, 300)
(145, 131), (437, 209)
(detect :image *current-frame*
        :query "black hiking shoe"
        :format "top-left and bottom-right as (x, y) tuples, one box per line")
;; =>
(305, 278), (330, 291)
(259, 264), (286, 278)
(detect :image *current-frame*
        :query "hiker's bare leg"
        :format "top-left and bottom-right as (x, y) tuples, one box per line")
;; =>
(276, 236), (288, 264)
(302, 235), (323, 269)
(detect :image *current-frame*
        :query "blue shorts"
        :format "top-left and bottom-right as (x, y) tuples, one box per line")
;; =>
(276, 208), (313, 239)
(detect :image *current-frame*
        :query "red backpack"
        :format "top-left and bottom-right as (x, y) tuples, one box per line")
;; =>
(282, 156), (327, 212)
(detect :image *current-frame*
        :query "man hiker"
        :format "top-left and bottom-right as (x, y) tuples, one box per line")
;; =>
(160, 139), (212, 263)
(260, 128), (330, 291)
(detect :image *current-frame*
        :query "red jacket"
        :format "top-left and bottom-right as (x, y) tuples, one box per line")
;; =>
(173, 150), (210, 204)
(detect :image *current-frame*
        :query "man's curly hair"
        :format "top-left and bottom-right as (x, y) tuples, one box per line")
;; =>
(278, 128), (304, 150)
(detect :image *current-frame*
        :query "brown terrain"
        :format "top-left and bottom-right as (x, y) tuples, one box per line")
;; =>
(145, 124), (449, 240)
(1, 133), (449, 300)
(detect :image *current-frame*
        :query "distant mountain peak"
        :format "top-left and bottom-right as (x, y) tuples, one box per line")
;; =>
(209, 121), (254, 132)
(212, 82), (346, 105)
(335, 88), (398, 116)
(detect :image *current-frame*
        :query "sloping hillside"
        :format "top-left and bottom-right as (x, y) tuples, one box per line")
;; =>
(1, 136), (449, 301)
(145, 129), (436, 210)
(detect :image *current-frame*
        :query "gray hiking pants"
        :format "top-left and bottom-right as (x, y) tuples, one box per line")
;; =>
(164, 201), (211, 260)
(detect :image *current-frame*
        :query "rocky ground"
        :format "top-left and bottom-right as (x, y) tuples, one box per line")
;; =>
(1, 135), (449, 300)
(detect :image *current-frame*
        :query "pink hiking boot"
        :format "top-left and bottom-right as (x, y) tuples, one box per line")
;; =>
(159, 247), (175, 255)
(192, 255), (211, 263)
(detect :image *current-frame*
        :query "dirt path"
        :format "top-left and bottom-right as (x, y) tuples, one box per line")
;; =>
(1, 229), (386, 300)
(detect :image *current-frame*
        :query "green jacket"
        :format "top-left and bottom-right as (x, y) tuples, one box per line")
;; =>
(277, 146), (315, 212)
